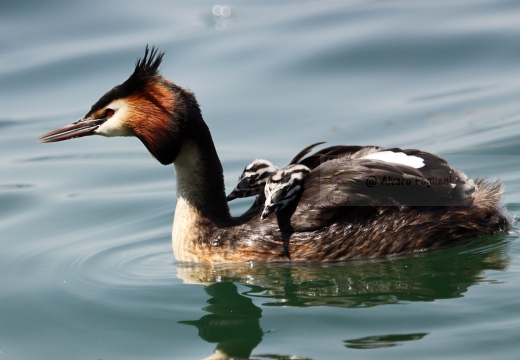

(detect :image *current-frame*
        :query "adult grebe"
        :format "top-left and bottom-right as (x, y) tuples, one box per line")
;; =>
(38, 46), (511, 263)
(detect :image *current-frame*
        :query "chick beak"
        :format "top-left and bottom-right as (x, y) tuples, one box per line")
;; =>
(226, 191), (239, 202)
(226, 177), (250, 201)
(261, 204), (277, 220)
(37, 117), (107, 143)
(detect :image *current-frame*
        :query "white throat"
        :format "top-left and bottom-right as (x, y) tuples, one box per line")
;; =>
(171, 140), (208, 262)
(173, 140), (205, 203)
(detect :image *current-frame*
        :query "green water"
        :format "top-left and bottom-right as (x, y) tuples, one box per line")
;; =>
(1, 0), (520, 359)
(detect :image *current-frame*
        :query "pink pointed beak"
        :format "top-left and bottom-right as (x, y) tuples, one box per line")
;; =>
(37, 117), (107, 143)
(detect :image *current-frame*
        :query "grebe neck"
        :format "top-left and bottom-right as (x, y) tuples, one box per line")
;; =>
(173, 137), (230, 223)
(171, 103), (234, 261)
(154, 83), (230, 223)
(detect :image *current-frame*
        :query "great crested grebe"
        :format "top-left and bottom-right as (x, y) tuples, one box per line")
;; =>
(261, 164), (311, 220)
(38, 46), (511, 263)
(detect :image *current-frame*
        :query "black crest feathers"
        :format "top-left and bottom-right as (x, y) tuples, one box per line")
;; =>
(85, 46), (165, 116)
(130, 45), (164, 85)
(121, 45), (165, 94)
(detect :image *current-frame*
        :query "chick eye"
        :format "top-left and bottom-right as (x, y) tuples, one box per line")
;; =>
(105, 109), (115, 117)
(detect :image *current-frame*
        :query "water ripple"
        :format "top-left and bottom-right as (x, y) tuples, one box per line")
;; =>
(58, 236), (177, 297)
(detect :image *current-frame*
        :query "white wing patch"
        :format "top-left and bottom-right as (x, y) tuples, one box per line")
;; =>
(361, 151), (425, 169)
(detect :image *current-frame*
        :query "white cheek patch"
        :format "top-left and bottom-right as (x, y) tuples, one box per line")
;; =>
(362, 151), (425, 169)
(94, 99), (133, 137)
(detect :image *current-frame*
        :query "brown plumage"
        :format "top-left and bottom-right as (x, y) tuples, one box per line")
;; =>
(38, 46), (512, 263)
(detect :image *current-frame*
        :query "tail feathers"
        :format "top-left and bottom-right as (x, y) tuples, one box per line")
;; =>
(472, 179), (513, 233)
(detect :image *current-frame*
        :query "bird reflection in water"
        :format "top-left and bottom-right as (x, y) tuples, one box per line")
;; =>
(179, 282), (263, 360)
(177, 236), (509, 359)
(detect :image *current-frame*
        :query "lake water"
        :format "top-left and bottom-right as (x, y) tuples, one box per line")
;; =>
(1, 0), (520, 359)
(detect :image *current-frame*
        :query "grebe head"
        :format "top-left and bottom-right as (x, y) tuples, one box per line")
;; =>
(227, 159), (280, 201)
(37, 46), (196, 165)
(261, 164), (310, 220)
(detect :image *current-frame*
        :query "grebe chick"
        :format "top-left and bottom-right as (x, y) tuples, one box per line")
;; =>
(226, 159), (279, 202)
(37, 46), (512, 263)
(261, 164), (311, 220)
(227, 142), (325, 203)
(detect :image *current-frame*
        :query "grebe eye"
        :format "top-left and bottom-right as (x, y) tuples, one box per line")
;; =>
(106, 109), (115, 117)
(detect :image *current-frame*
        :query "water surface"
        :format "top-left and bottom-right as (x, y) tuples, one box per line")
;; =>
(1, 0), (520, 359)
